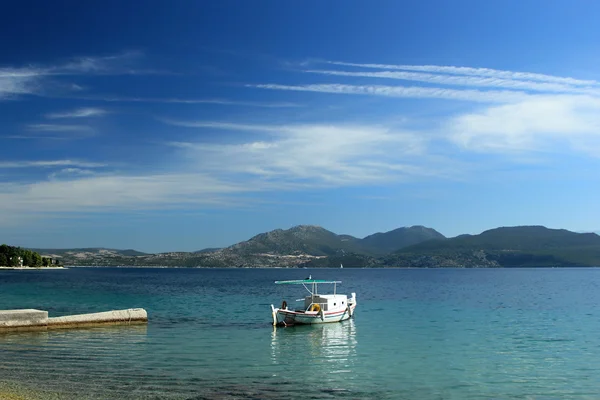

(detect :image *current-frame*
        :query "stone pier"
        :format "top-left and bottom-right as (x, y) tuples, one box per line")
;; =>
(0, 309), (48, 331)
(0, 308), (147, 332)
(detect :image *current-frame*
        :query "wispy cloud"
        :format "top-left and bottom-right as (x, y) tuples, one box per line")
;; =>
(48, 168), (99, 180)
(87, 96), (300, 107)
(8, 124), (96, 140)
(0, 173), (253, 218)
(168, 122), (443, 185)
(448, 95), (600, 155)
(249, 83), (529, 103)
(160, 120), (282, 132)
(250, 60), (600, 160)
(304, 69), (600, 96)
(46, 51), (161, 76)
(0, 69), (41, 98)
(0, 160), (106, 169)
(325, 61), (600, 87)
(0, 121), (445, 221)
(26, 124), (93, 133)
(0, 51), (158, 101)
(45, 107), (107, 119)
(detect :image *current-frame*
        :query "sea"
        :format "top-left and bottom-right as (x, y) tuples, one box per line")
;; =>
(1, 267), (600, 399)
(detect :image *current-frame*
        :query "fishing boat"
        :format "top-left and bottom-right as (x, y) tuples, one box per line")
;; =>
(271, 279), (356, 326)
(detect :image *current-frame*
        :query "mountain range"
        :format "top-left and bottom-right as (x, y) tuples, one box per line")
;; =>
(30, 225), (600, 268)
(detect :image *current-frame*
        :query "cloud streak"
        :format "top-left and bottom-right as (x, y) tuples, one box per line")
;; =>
(87, 96), (299, 107)
(0, 51), (160, 101)
(0, 70), (40, 98)
(160, 119), (282, 132)
(305, 69), (600, 96)
(325, 61), (600, 87)
(249, 60), (600, 159)
(26, 124), (93, 133)
(0, 173), (251, 218)
(169, 122), (443, 185)
(0, 118), (456, 225)
(45, 107), (107, 119)
(0, 160), (106, 169)
(8, 124), (96, 140)
(249, 83), (530, 103)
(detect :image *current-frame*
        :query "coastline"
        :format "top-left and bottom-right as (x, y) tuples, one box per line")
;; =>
(0, 267), (67, 270)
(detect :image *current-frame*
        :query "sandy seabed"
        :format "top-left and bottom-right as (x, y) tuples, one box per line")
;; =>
(0, 381), (67, 400)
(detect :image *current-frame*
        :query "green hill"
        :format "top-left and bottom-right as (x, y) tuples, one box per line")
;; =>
(388, 226), (600, 267)
(359, 225), (446, 254)
(31, 248), (147, 256)
(224, 225), (363, 256)
(222, 224), (444, 260)
(23, 225), (600, 268)
(1, 244), (61, 267)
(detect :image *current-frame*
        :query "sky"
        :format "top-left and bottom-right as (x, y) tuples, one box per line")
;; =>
(1, 1), (600, 252)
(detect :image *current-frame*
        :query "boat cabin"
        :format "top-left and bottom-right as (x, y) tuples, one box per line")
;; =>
(303, 294), (348, 312)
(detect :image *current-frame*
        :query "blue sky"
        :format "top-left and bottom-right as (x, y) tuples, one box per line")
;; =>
(2, 1), (600, 252)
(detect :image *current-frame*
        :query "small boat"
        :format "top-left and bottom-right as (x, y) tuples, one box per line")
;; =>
(271, 279), (356, 326)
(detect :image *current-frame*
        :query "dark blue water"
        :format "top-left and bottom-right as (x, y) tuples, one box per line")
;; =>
(2, 267), (600, 399)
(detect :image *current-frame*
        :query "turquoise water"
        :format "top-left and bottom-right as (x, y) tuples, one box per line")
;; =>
(2, 267), (600, 399)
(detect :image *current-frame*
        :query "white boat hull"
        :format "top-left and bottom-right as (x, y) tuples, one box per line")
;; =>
(272, 303), (356, 326)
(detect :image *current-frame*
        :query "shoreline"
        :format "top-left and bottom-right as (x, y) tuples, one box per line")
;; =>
(0, 380), (66, 400)
(0, 267), (67, 270)
(4, 265), (597, 270)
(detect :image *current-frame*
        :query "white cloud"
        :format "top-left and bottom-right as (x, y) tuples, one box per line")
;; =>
(7, 124), (95, 140)
(27, 124), (91, 132)
(24, 124), (94, 137)
(45, 107), (107, 119)
(448, 95), (600, 154)
(249, 83), (529, 103)
(170, 123), (436, 185)
(251, 60), (600, 160)
(89, 96), (300, 107)
(325, 61), (600, 87)
(48, 168), (99, 180)
(305, 69), (600, 96)
(160, 120), (281, 132)
(0, 69), (40, 98)
(47, 51), (154, 75)
(0, 51), (153, 101)
(0, 173), (253, 217)
(0, 160), (106, 169)
(0, 123), (438, 220)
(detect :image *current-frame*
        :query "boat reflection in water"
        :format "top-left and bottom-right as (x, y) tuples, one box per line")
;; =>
(270, 319), (358, 382)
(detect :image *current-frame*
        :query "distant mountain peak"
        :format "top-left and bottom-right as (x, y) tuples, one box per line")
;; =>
(288, 224), (325, 231)
(359, 225), (446, 255)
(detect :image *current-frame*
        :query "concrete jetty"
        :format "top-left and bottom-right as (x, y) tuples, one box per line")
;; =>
(0, 308), (147, 332)
(0, 309), (48, 331)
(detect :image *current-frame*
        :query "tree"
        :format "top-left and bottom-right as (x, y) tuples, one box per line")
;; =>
(42, 257), (50, 267)
(9, 256), (21, 267)
(31, 253), (42, 268)
(0, 245), (44, 268)
(21, 250), (33, 267)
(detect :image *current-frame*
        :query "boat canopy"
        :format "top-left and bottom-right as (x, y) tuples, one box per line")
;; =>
(275, 279), (341, 285)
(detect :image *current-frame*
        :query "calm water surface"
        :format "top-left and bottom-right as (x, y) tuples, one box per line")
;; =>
(1, 267), (600, 399)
